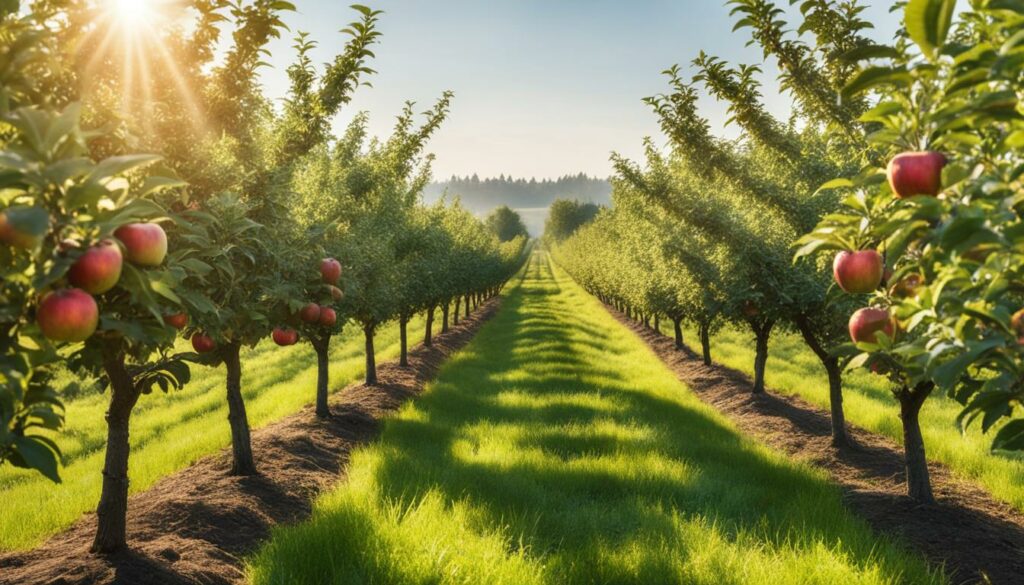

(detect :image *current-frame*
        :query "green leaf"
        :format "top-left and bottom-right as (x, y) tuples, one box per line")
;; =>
(151, 278), (182, 304)
(11, 435), (61, 483)
(992, 419), (1024, 451)
(904, 0), (958, 62)
(814, 178), (854, 195)
(88, 154), (161, 183)
(842, 66), (911, 100)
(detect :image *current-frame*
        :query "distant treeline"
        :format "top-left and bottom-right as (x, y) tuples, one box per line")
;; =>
(423, 173), (612, 214)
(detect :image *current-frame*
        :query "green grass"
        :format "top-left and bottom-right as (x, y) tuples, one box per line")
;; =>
(657, 321), (1024, 514)
(246, 251), (943, 585)
(0, 311), (437, 551)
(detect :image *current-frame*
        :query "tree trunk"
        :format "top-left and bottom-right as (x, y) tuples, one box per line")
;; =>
(464, 294), (470, 317)
(312, 334), (331, 418)
(654, 314), (660, 332)
(364, 322), (377, 385)
(399, 315), (409, 367)
(751, 320), (774, 394)
(643, 315), (651, 329)
(794, 314), (847, 447)
(91, 350), (142, 554)
(441, 302), (450, 333)
(673, 317), (683, 350)
(425, 306), (435, 347)
(900, 383), (935, 503)
(223, 341), (256, 475)
(699, 321), (712, 365)
(453, 298), (460, 325)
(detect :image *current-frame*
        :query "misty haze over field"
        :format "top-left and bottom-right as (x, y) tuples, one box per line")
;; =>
(423, 174), (611, 235)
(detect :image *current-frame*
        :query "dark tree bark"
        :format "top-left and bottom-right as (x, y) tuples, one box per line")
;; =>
(453, 297), (460, 325)
(92, 349), (142, 554)
(673, 317), (684, 350)
(311, 333), (332, 418)
(794, 314), (847, 447)
(699, 321), (712, 365)
(899, 382), (935, 503)
(441, 302), (450, 333)
(750, 320), (775, 394)
(424, 306), (435, 347)
(399, 315), (409, 367)
(223, 341), (256, 475)
(364, 322), (377, 385)
(654, 314), (660, 332)
(464, 294), (470, 317)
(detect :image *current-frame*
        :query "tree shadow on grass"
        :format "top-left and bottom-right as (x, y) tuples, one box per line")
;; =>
(348, 275), (940, 584)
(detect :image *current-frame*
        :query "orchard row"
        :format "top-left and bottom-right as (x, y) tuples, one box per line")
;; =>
(553, 0), (1024, 504)
(0, 2), (527, 554)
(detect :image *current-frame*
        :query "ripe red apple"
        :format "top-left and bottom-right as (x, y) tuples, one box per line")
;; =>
(849, 307), (895, 344)
(36, 288), (99, 342)
(191, 333), (216, 353)
(0, 208), (46, 249)
(114, 223), (167, 266)
(164, 312), (188, 330)
(320, 258), (342, 284)
(319, 306), (337, 327)
(328, 285), (344, 302)
(272, 327), (299, 346)
(887, 151), (946, 198)
(68, 240), (123, 294)
(299, 303), (321, 323)
(833, 250), (883, 294)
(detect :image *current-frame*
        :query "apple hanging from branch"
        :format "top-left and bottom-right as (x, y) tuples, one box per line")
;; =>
(887, 151), (946, 198)
(833, 250), (883, 294)
(68, 240), (123, 294)
(114, 223), (168, 266)
(36, 288), (99, 342)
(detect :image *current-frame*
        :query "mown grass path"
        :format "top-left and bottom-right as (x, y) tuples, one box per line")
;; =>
(248, 252), (942, 585)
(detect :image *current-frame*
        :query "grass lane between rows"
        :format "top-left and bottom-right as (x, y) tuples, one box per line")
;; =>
(0, 311), (434, 551)
(247, 251), (942, 585)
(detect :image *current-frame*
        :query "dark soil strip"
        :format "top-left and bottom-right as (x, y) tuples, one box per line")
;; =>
(606, 307), (1024, 585)
(0, 299), (502, 585)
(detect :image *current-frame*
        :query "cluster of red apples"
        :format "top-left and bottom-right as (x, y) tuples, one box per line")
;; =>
(189, 258), (344, 354)
(836, 151), (944, 347)
(0, 217), (168, 343)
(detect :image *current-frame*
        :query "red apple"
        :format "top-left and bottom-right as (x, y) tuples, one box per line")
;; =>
(328, 285), (344, 301)
(833, 250), (883, 294)
(191, 333), (216, 353)
(887, 151), (946, 198)
(299, 303), (321, 323)
(68, 240), (123, 294)
(164, 312), (188, 330)
(849, 307), (895, 344)
(272, 327), (299, 346)
(320, 258), (342, 284)
(0, 207), (46, 249)
(114, 223), (167, 266)
(36, 288), (99, 342)
(319, 306), (337, 327)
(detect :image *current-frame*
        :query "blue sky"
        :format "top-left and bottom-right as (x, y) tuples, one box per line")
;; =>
(256, 1), (899, 179)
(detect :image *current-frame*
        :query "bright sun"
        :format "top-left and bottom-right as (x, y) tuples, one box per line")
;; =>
(107, 0), (157, 32)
